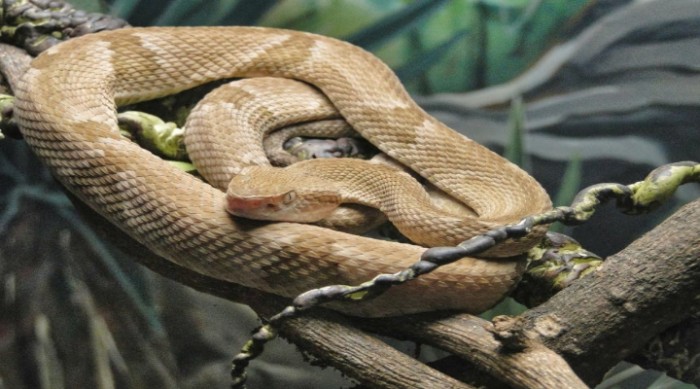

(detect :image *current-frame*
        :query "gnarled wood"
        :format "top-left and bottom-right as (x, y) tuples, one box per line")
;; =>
(514, 198), (700, 386)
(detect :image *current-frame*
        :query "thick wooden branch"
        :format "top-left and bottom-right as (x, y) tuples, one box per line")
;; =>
(359, 313), (587, 389)
(510, 198), (700, 386)
(352, 199), (700, 388)
(279, 313), (475, 389)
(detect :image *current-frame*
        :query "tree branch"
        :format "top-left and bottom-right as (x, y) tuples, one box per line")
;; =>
(349, 199), (700, 387)
(359, 313), (587, 389)
(501, 198), (700, 386)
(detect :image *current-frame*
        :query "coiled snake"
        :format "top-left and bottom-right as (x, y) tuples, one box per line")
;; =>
(14, 27), (551, 317)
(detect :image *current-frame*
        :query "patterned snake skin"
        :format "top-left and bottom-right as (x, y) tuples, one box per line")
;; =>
(14, 27), (551, 317)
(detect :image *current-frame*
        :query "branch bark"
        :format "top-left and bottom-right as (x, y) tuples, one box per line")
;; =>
(354, 199), (700, 387)
(504, 198), (700, 386)
(359, 313), (587, 389)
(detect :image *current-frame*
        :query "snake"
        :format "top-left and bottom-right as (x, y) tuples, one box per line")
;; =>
(184, 76), (536, 250)
(184, 77), (391, 234)
(13, 27), (551, 317)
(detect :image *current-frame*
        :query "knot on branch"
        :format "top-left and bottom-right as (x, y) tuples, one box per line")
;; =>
(491, 315), (532, 352)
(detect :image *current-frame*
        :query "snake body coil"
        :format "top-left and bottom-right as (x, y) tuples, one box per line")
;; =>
(14, 27), (550, 316)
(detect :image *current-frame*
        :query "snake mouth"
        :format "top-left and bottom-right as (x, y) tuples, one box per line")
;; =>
(225, 195), (281, 217)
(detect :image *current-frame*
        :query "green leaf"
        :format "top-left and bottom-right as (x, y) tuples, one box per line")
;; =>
(68, 0), (107, 13)
(110, 0), (143, 19)
(550, 155), (582, 233)
(477, 0), (531, 10)
(152, 0), (206, 25)
(346, 0), (451, 50)
(395, 29), (470, 85)
(220, 0), (278, 26)
(504, 96), (526, 169)
(553, 155), (582, 207)
(479, 297), (527, 319)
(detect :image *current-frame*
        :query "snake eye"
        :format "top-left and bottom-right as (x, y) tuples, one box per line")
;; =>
(282, 190), (297, 204)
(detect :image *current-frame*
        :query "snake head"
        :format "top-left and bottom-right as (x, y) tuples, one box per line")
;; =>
(225, 165), (341, 223)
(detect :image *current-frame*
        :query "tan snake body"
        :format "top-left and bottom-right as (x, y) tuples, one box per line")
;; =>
(184, 77), (390, 233)
(14, 27), (551, 317)
(188, 78), (536, 249)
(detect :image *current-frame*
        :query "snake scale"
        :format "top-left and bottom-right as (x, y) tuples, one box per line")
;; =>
(14, 27), (551, 317)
